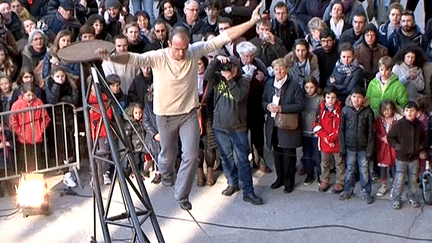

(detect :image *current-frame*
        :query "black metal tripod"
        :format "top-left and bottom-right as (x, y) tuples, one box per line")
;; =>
(80, 63), (164, 243)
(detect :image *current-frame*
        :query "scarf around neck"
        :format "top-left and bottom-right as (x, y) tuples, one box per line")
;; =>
(336, 59), (359, 76)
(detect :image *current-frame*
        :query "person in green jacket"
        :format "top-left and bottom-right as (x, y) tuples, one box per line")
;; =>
(366, 56), (408, 117)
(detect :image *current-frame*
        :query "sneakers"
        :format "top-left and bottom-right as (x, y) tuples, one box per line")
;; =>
(63, 172), (77, 188)
(319, 181), (330, 192)
(393, 200), (401, 209)
(339, 191), (353, 200)
(179, 201), (192, 210)
(331, 183), (344, 194)
(151, 173), (161, 184)
(222, 185), (240, 196)
(162, 176), (174, 186)
(243, 193), (264, 205)
(363, 194), (374, 204)
(408, 199), (420, 208)
(376, 185), (388, 197)
(303, 176), (314, 186)
(103, 171), (112, 185)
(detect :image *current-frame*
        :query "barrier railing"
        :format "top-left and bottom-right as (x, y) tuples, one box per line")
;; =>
(0, 102), (81, 186)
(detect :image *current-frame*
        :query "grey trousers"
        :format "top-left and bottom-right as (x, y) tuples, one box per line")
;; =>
(156, 109), (200, 202)
(392, 159), (419, 201)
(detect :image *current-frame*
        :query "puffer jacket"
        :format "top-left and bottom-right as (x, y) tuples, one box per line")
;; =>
(366, 72), (408, 117)
(205, 58), (249, 132)
(388, 117), (426, 161)
(124, 119), (146, 153)
(89, 93), (112, 139)
(313, 100), (342, 153)
(9, 96), (51, 144)
(339, 95), (374, 158)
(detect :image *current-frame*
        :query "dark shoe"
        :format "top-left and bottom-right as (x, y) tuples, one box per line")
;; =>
(179, 201), (192, 210)
(222, 185), (239, 196)
(363, 194), (374, 204)
(303, 176), (314, 186)
(332, 183), (344, 194)
(259, 165), (272, 173)
(270, 181), (283, 189)
(243, 194), (264, 205)
(339, 191), (353, 200)
(283, 187), (293, 193)
(206, 168), (215, 186)
(409, 199), (420, 208)
(319, 181), (330, 192)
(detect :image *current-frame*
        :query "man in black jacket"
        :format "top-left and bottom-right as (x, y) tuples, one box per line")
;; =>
(313, 29), (339, 88)
(388, 101), (427, 209)
(205, 55), (264, 205)
(0, 1), (23, 41)
(271, 1), (301, 52)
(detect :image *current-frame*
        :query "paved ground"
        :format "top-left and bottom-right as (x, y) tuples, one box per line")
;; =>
(1, 146), (432, 243)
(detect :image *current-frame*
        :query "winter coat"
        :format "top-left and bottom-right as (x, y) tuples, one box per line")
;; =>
(339, 28), (362, 46)
(295, 0), (331, 35)
(205, 58), (249, 133)
(124, 119), (146, 153)
(43, 51), (80, 79)
(366, 73), (408, 117)
(9, 96), (51, 144)
(262, 76), (305, 149)
(302, 94), (323, 135)
(22, 44), (47, 71)
(271, 18), (300, 52)
(339, 96), (374, 159)
(313, 100), (342, 153)
(175, 18), (207, 43)
(143, 100), (160, 161)
(388, 117), (426, 161)
(375, 115), (400, 167)
(128, 74), (152, 105)
(45, 76), (79, 106)
(327, 62), (364, 102)
(387, 26), (425, 57)
(354, 40), (388, 82)
(285, 51), (320, 87)
(378, 21), (396, 48)
(41, 11), (82, 40)
(249, 36), (288, 67)
(0, 88), (20, 112)
(313, 44), (339, 88)
(392, 63), (425, 102)
(5, 12), (23, 42)
(89, 93), (112, 139)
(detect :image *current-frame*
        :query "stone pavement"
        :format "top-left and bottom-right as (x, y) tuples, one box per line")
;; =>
(1, 150), (432, 243)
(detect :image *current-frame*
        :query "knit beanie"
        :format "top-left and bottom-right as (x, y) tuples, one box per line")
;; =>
(105, 0), (122, 9)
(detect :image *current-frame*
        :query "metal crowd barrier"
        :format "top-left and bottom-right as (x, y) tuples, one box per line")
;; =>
(0, 102), (81, 187)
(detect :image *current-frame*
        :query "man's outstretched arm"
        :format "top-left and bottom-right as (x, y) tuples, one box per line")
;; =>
(96, 48), (130, 64)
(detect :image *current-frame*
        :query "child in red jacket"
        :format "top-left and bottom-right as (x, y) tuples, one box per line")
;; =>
(10, 83), (51, 173)
(313, 86), (345, 193)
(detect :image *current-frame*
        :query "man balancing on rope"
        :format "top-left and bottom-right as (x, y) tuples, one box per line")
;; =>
(96, 2), (264, 210)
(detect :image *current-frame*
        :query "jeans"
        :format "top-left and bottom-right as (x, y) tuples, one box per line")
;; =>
(131, 0), (155, 24)
(301, 135), (321, 178)
(156, 109), (200, 202)
(392, 160), (419, 201)
(213, 129), (254, 196)
(344, 150), (371, 195)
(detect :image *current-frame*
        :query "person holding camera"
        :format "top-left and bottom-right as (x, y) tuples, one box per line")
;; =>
(205, 54), (263, 205)
(249, 19), (288, 67)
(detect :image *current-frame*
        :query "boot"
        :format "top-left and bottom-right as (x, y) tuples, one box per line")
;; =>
(206, 167), (215, 186)
(197, 168), (206, 187)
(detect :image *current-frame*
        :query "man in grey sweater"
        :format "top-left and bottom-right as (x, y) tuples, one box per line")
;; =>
(97, 3), (264, 210)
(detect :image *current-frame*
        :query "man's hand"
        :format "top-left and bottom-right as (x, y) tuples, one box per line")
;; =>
(251, 2), (263, 23)
(420, 151), (428, 160)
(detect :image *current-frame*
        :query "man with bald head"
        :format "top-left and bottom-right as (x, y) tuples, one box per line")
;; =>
(98, 3), (264, 210)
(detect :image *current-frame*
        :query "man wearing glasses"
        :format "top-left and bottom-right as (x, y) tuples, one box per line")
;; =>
(313, 28), (339, 88)
(176, 0), (206, 43)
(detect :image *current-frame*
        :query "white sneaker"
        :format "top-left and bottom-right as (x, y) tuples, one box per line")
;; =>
(376, 185), (388, 197)
(63, 172), (77, 188)
(103, 172), (112, 185)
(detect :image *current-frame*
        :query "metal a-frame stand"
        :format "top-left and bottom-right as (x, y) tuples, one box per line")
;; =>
(80, 63), (164, 243)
